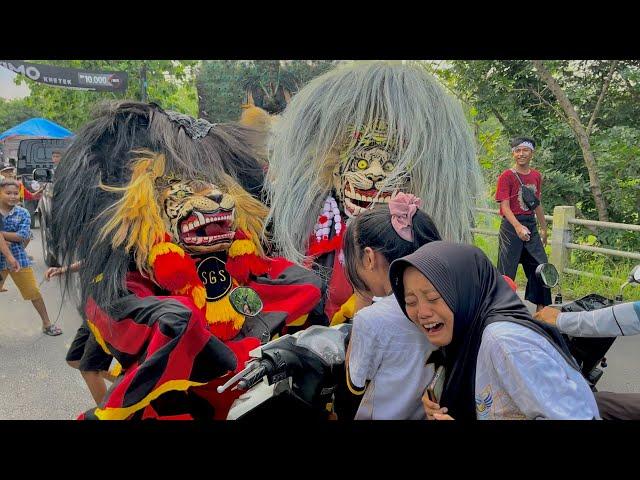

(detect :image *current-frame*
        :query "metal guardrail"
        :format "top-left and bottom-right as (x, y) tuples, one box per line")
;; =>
(565, 243), (640, 261)
(569, 217), (640, 233)
(473, 206), (640, 281)
(476, 207), (552, 222)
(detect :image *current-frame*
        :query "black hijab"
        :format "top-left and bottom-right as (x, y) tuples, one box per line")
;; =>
(389, 241), (579, 421)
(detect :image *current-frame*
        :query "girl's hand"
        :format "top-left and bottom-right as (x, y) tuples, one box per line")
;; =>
(433, 413), (455, 420)
(422, 395), (448, 420)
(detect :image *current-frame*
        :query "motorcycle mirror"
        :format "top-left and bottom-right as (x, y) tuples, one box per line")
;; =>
(32, 168), (52, 183)
(229, 286), (263, 317)
(535, 263), (559, 289)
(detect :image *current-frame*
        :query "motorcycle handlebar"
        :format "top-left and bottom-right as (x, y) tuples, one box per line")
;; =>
(237, 363), (271, 390)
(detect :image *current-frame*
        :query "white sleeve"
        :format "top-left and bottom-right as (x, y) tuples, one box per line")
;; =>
(347, 311), (385, 389)
(488, 334), (599, 420)
(557, 302), (640, 337)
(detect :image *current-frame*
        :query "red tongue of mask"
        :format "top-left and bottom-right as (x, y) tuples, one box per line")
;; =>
(205, 222), (226, 236)
(356, 187), (379, 197)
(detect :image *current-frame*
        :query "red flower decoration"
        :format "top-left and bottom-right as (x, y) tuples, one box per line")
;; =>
(319, 215), (328, 224)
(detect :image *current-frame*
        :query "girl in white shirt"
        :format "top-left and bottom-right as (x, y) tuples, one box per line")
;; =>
(389, 242), (599, 420)
(343, 193), (441, 419)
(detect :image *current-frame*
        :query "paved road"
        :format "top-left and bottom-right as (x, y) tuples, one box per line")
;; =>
(1, 229), (639, 419)
(0, 228), (89, 420)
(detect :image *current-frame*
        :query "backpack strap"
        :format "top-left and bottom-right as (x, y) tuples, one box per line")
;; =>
(511, 168), (525, 186)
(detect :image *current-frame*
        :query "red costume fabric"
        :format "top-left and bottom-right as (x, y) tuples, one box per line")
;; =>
(82, 246), (322, 420)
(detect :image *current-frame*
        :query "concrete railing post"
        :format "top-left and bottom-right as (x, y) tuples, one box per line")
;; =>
(550, 206), (575, 272)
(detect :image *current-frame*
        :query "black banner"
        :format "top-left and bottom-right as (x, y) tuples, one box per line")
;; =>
(0, 60), (128, 92)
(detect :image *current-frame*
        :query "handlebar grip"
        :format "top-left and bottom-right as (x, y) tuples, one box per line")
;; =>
(237, 364), (268, 390)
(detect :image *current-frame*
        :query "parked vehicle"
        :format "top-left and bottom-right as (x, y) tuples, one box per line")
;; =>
(17, 138), (71, 230)
(33, 167), (57, 267)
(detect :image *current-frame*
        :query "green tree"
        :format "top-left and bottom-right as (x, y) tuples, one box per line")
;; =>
(427, 60), (640, 225)
(0, 98), (42, 132)
(15, 60), (198, 130)
(196, 60), (339, 122)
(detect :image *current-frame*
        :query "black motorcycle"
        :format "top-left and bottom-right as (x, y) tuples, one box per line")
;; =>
(535, 263), (640, 390)
(216, 323), (350, 420)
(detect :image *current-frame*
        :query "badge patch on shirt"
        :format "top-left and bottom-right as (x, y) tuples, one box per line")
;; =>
(475, 385), (494, 419)
(195, 254), (232, 301)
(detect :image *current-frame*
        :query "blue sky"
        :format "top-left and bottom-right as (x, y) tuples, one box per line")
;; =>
(0, 68), (30, 100)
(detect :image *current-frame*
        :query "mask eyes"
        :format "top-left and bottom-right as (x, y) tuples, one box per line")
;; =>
(383, 161), (394, 172)
(173, 189), (191, 199)
(357, 159), (369, 170)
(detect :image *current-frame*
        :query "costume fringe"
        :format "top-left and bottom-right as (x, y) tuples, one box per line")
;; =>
(99, 152), (167, 277)
(205, 294), (245, 341)
(307, 230), (345, 257)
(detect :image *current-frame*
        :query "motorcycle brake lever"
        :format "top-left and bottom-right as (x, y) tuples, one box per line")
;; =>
(216, 361), (260, 394)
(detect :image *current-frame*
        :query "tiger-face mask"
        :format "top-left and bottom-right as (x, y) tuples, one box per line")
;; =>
(331, 122), (408, 218)
(159, 178), (236, 254)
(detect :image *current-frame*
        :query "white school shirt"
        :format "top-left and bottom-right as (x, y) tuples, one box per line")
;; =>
(474, 321), (600, 420)
(348, 295), (435, 420)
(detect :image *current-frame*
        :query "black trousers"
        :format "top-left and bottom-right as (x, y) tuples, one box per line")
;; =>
(497, 215), (551, 306)
(66, 322), (113, 372)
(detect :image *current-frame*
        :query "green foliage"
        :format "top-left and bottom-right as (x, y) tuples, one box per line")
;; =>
(426, 60), (640, 284)
(0, 98), (42, 132)
(562, 254), (640, 302)
(592, 126), (640, 225)
(196, 60), (339, 122)
(16, 60), (198, 130)
(196, 61), (246, 122)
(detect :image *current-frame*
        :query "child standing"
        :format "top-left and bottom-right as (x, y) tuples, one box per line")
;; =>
(343, 193), (441, 420)
(0, 179), (61, 336)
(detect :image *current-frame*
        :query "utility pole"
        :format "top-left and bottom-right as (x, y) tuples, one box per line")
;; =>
(140, 61), (148, 102)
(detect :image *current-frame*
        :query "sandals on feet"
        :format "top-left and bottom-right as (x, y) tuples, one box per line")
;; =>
(43, 324), (63, 336)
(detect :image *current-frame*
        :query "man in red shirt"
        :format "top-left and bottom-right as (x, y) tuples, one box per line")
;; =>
(495, 136), (551, 311)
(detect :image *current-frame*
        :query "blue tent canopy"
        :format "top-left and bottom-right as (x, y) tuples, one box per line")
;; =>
(0, 118), (73, 142)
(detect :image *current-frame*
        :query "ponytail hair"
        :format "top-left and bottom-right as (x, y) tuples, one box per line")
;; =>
(343, 204), (441, 294)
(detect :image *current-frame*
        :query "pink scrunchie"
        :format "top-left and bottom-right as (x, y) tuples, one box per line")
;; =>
(389, 192), (422, 242)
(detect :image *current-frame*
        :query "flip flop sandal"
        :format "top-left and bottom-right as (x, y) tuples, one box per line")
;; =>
(43, 324), (63, 336)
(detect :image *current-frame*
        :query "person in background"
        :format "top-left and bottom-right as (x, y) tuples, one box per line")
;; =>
(0, 182), (20, 291)
(535, 301), (640, 337)
(0, 165), (36, 246)
(535, 301), (640, 420)
(0, 165), (16, 182)
(0, 179), (61, 336)
(51, 151), (62, 166)
(496, 136), (550, 312)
